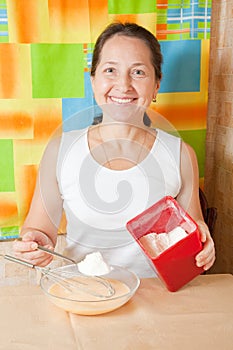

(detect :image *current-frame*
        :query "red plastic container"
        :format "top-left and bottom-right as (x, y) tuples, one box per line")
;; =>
(126, 196), (204, 292)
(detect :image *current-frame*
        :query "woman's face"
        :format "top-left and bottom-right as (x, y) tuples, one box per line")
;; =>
(91, 35), (160, 113)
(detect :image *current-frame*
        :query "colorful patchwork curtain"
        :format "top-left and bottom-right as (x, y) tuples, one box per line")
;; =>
(0, 0), (212, 239)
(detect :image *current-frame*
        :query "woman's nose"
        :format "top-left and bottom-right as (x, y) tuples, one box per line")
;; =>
(115, 74), (132, 92)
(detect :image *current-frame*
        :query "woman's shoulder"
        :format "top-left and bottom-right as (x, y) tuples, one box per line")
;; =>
(42, 128), (86, 163)
(61, 128), (88, 142)
(155, 128), (181, 150)
(43, 135), (62, 157)
(156, 128), (180, 140)
(180, 140), (197, 162)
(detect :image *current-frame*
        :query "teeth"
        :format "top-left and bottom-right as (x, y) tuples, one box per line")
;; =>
(111, 97), (133, 104)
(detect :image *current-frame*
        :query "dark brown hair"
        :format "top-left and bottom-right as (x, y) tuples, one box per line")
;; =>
(91, 22), (163, 81)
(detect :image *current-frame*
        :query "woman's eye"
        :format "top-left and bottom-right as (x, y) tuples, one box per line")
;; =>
(105, 67), (114, 73)
(132, 69), (145, 76)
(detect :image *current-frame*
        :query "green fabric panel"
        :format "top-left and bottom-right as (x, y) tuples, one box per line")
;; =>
(0, 36), (8, 43)
(168, 0), (191, 8)
(157, 10), (167, 24)
(0, 140), (15, 191)
(0, 0), (6, 7)
(0, 226), (19, 240)
(108, 0), (155, 14)
(198, 22), (211, 29)
(168, 23), (190, 30)
(199, 0), (212, 8)
(181, 33), (190, 40)
(31, 44), (85, 98)
(178, 129), (206, 178)
(0, 24), (8, 30)
(198, 32), (210, 39)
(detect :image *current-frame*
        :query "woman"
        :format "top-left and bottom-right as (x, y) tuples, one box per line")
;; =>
(13, 22), (215, 276)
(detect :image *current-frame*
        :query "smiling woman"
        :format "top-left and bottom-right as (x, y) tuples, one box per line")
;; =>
(91, 22), (162, 115)
(91, 35), (159, 115)
(13, 22), (215, 278)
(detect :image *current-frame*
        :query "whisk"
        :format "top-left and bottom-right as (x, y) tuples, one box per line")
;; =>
(2, 253), (115, 299)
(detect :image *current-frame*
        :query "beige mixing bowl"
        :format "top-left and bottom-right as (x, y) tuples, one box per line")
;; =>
(40, 264), (140, 315)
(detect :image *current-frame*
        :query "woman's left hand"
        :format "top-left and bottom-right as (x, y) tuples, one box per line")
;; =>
(195, 220), (216, 271)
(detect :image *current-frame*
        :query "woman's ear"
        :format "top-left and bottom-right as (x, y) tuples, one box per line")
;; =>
(155, 79), (161, 91)
(152, 81), (160, 101)
(91, 76), (95, 90)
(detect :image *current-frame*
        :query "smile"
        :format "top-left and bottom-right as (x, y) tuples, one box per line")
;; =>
(110, 96), (135, 104)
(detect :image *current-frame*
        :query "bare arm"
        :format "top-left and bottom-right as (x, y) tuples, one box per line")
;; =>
(13, 136), (63, 266)
(176, 142), (215, 271)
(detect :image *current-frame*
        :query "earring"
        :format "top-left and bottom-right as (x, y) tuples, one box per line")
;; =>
(152, 97), (156, 103)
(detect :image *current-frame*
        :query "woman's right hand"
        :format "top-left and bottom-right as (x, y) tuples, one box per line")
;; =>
(13, 230), (54, 267)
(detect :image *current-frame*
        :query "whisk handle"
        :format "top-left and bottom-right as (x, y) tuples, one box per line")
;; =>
(4, 254), (35, 268)
(37, 245), (76, 264)
(4, 254), (51, 275)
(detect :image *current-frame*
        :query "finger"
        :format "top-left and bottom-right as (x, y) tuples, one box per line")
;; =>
(14, 245), (52, 260)
(196, 221), (209, 243)
(21, 231), (39, 241)
(197, 225), (208, 243)
(14, 250), (53, 267)
(199, 231), (207, 243)
(196, 244), (215, 267)
(14, 249), (44, 260)
(29, 255), (53, 267)
(196, 247), (214, 265)
(203, 256), (216, 271)
(42, 244), (55, 251)
(21, 231), (52, 248)
(197, 250), (215, 268)
(13, 240), (38, 253)
(22, 231), (45, 244)
(199, 239), (215, 257)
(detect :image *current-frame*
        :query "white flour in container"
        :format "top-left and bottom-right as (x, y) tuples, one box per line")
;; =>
(139, 226), (188, 258)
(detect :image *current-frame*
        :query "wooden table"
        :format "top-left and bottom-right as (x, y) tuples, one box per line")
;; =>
(0, 274), (233, 350)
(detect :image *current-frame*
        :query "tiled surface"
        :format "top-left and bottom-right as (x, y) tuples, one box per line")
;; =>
(205, 0), (233, 274)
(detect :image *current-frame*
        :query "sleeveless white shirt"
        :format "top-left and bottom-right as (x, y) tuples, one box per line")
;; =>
(56, 128), (181, 277)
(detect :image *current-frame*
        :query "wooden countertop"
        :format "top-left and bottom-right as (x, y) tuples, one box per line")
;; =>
(1, 274), (233, 350)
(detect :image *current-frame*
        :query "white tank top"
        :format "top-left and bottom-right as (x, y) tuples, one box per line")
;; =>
(56, 127), (181, 277)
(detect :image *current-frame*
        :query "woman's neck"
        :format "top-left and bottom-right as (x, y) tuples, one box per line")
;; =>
(88, 121), (156, 170)
(100, 104), (147, 136)
(98, 121), (148, 141)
